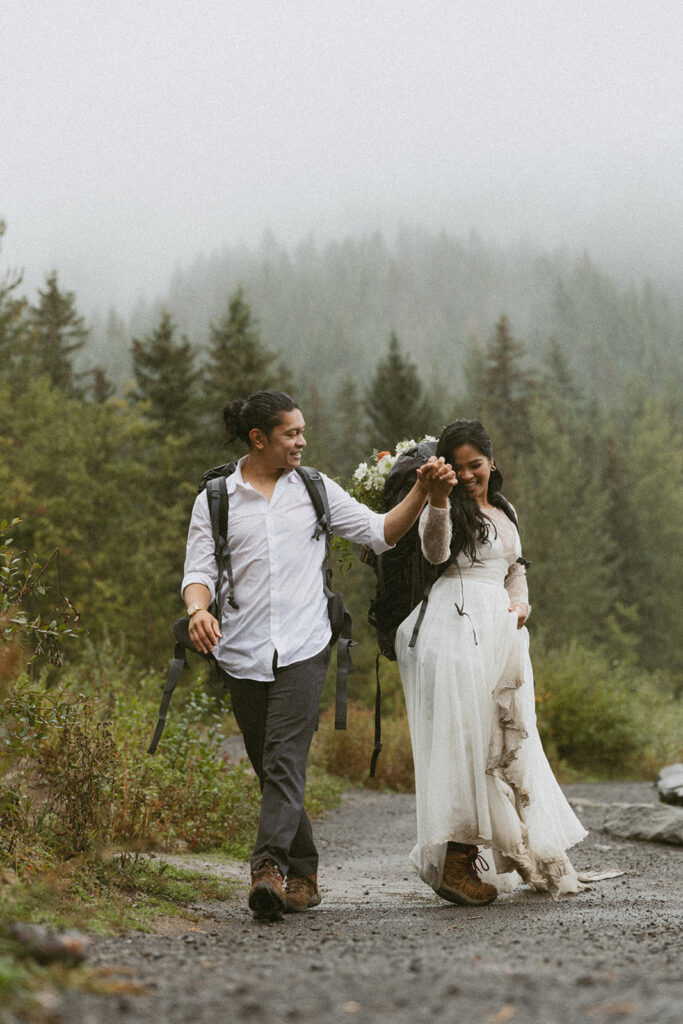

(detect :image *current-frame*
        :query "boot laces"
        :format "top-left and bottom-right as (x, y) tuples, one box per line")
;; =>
(253, 857), (282, 883)
(287, 876), (312, 897)
(468, 850), (490, 879)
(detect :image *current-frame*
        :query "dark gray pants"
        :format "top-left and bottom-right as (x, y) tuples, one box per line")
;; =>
(221, 644), (331, 879)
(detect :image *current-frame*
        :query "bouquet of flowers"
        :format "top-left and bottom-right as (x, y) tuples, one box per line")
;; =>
(348, 436), (437, 512)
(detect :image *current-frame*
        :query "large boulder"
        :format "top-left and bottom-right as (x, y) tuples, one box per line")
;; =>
(657, 764), (683, 806)
(603, 803), (683, 845)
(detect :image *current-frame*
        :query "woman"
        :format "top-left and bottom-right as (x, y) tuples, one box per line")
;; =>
(396, 419), (587, 906)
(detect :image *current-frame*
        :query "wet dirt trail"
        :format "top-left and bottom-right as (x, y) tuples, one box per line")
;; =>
(54, 783), (682, 1024)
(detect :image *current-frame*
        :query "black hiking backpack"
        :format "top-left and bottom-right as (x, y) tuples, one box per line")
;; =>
(361, 439), (440, 775)
(147, 463), (353, 755)
(367, 439), (440, 663)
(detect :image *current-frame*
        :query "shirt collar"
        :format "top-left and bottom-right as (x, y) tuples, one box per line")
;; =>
(231, 456), (299, 492)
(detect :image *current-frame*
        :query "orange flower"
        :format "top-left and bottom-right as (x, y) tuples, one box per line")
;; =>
(376, 451), (390, 461)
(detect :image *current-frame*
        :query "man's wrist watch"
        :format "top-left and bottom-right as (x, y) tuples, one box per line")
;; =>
(187, 603), (204, 618)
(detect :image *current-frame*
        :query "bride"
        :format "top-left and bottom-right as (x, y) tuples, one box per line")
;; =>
(396, 419), (587, 906)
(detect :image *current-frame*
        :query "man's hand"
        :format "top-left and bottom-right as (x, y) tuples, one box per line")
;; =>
(416, 456), (457, 506)
(188, 610), (222, 654)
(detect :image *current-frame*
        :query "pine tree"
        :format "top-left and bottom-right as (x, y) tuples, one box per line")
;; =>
(621, 398), (683, 675)
(202, 287), (289, 423)
(329, 376), (368, 480)
(512, 398), (616, 648)
(0, 222), (28, 381)
(85, 367), (115, 403)
(477, 316), (537, 455)
(26, 271), (88, 396)
(365, 332), (431, 450)
(131, 310), (199, 438)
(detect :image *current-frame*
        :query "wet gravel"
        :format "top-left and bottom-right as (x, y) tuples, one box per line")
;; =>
(47, 783), (683, 1023)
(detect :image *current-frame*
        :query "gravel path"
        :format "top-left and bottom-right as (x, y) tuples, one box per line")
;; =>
(51, 782), (681, 1024)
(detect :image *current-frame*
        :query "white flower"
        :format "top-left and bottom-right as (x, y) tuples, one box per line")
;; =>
(395, 438), (417, 456)
(349, 435), (439, 508)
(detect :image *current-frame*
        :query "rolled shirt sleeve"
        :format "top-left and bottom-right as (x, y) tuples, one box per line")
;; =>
(321, 474), (394, 553)
(181, 490), (219, 603)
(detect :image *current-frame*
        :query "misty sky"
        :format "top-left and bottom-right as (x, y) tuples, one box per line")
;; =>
(1, 0), (681, 312)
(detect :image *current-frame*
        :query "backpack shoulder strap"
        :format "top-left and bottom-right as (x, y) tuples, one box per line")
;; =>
(205, 476), (228, 552)
(296, 465), (331, 539)
(296, 465), (354, 733)
(205, 475), (239, 613)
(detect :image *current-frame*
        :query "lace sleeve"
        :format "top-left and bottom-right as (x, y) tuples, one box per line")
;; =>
(504, 560), (529, 608)
(418, 503), (452, 565)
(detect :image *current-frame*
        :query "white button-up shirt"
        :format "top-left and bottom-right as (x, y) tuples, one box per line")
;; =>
(182, 458), (392, 681)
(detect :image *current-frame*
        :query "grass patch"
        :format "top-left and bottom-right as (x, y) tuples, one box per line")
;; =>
(0, 853), (243, 1018)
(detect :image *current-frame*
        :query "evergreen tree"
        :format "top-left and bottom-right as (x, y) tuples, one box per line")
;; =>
(298, 379), (334, 474)
(365, 332), (431, 450)
(477, 316), (536, 455)
(86, 367), (116, 404)
(512, 398), (616, 648)
(202, 287), (287, 419)
(540, 336), (581, 407)
(620, 398), (683, 676)
(462, 334), (488, 412)
(329, 376), (367, 480)
(26, 271), (89, 397)
(131, 310), (199, 438)
(0, 222), (28, 381)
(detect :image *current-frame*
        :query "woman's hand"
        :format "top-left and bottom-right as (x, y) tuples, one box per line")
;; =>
(417, 456), (457, 507)
(188, 610), (222, 654)
(509, 602), (529, 630)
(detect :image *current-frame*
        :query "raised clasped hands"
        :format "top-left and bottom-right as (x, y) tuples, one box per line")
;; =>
(416, 456), (457, 507)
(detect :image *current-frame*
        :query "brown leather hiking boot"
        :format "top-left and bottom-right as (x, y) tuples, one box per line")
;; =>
(285, 874), (321, 913)
(436, 844), (497, 907)
(248, 857), (286, 919)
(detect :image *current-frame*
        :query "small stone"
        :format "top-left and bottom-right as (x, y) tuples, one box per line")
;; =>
(657, 764), (683, 806)
(9, 923), (88, 966)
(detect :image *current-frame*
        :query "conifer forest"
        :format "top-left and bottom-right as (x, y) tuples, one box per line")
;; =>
(1, 221), (681, 848)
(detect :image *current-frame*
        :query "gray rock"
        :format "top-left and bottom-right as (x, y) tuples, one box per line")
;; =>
(603, 802), (683, 845)
(657, 763), (683, 806)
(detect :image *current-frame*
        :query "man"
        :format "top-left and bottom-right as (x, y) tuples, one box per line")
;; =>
(182, 389), (454, 919)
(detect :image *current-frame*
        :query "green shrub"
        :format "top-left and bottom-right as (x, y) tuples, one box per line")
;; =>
(533, 641), (682, 777)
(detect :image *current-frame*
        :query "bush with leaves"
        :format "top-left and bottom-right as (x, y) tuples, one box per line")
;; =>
(0, 518), (81, 677)
(532, 641), (682, 777)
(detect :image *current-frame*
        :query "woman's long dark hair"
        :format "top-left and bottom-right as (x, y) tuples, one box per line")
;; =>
(222, 390), (299, 445)
(436, 419), (515, 563)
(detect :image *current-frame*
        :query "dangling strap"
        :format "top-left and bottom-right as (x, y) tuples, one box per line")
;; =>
(147, 642), (188, 754)
(298, 466), (355, 732)
(408, 577), (436, 649)
(369, 653), (383, 777)
(334, 611), (354, 730)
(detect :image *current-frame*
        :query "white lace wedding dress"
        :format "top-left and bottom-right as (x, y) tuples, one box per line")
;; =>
(396, 503), (587, 898)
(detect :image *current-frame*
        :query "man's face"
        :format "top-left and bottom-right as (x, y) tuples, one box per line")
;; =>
(261, 408), (307, 470)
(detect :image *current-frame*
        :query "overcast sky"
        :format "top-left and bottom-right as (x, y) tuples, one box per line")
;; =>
(1, 0), (681, 312)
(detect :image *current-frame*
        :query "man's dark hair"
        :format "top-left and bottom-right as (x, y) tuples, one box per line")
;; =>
(222, 390), (299, 445)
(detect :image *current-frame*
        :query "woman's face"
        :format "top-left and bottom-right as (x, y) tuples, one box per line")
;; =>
(452, 443), (492, 506)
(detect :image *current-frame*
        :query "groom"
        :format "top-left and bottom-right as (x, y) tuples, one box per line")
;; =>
(181, 389), (455, 919)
